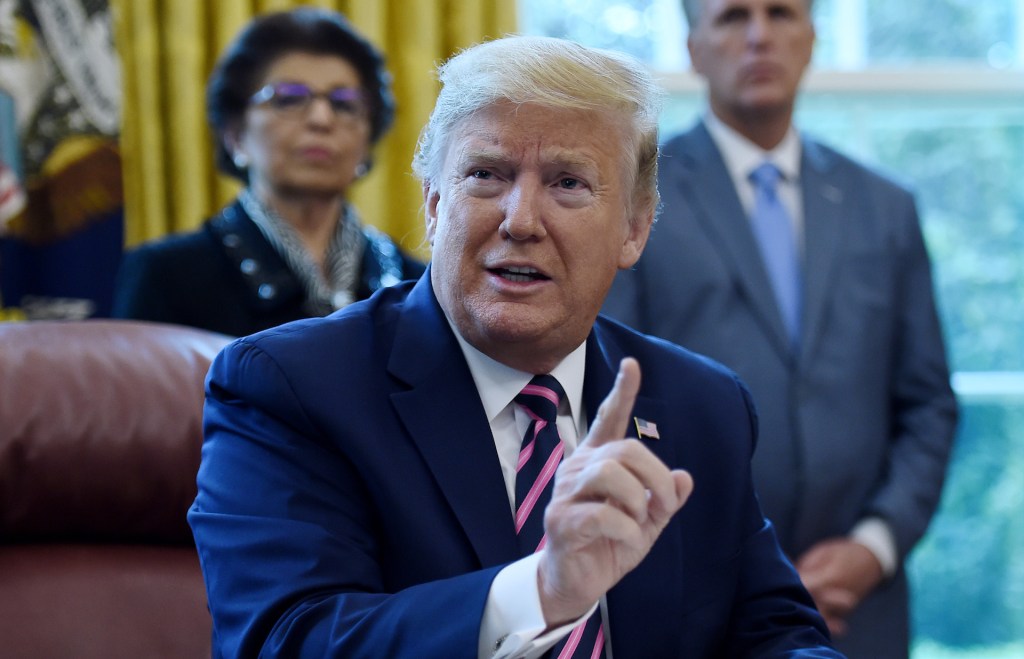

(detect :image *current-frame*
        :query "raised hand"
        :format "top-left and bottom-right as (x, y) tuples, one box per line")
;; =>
(537, 357), (694, 627)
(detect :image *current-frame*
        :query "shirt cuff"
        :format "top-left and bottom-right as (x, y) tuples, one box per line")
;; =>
(479, 551), (598, 659)
(851, 516), (898, 578)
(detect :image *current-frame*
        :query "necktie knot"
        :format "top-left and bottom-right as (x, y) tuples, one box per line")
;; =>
(515, 374), (564, 424)
(749, 161), (783, 192)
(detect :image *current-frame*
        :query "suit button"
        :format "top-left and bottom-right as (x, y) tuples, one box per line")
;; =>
(258, 284), (276, 300)
(240, 258), (259, 275)
(222, 233), (241, 248)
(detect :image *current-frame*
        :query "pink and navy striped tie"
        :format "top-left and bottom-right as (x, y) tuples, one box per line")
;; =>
(514, 375), (565, 555)
(514, 376), (606, 659)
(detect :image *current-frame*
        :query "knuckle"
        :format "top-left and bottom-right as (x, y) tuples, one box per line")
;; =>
(609, 438), (645, 460)
(580, 457), (612, 482)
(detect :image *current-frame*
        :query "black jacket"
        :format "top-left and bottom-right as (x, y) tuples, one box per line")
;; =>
(112, 200), (426, 336)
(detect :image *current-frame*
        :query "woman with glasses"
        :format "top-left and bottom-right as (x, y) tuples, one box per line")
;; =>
(113, 8), (425, 337)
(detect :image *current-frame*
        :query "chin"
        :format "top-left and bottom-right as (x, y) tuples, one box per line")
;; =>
(738, 96), (792, 120)
(282, 179), (348, 198)
(477, 315), (553, 344)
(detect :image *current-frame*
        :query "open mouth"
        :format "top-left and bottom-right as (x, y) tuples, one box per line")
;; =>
(492, 265), (549, 283)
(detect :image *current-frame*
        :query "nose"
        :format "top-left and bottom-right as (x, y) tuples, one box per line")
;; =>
(305, 96), (336, 126)
(746, 11), (772, 46)
(499, 179), (546, 241)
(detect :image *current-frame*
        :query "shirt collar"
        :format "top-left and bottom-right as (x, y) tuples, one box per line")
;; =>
(445, 316), (587, 436)
(703, 110), (802, 183)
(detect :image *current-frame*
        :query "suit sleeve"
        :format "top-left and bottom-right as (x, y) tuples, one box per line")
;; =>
(867, 191), (959, 558)
(188, 339), (496, 658)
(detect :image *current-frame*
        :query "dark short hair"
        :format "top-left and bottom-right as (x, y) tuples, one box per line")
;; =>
(207, 7), (395, 181)
(682, 0), (815, 28)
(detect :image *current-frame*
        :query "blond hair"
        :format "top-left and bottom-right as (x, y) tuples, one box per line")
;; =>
(412, 35), (662, 218)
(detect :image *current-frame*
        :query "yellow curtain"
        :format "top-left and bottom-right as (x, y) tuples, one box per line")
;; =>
(112, 0), (516, 260)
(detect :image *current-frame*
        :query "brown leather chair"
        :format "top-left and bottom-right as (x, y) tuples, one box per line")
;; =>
(0, 319), (232, 659)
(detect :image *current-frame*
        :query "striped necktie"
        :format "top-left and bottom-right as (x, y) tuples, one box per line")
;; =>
(514, 376), (606, 659)
(514, 375), (565, 555)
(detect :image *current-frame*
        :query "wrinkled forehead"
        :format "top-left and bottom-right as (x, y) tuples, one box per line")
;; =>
(442, 101), (635, 176)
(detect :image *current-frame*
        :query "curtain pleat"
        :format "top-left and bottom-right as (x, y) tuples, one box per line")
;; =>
(112, 0), (516, 259)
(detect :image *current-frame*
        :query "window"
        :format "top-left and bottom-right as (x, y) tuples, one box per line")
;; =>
(522, 1), (1024, 656)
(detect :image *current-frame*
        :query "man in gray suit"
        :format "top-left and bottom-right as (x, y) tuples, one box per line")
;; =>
(603, 0), (959, 657)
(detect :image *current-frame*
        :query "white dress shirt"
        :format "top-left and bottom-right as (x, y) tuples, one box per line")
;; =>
(444, 320), (603, 659)
(702, 110), (805, 248)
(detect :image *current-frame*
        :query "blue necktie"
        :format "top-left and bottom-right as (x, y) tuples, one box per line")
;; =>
(749, 162), (802, 347)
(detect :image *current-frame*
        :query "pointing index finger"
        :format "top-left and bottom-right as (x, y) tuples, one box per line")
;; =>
(584, 357), (640, 448)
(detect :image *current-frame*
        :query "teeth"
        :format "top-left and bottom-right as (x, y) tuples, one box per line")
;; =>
(497, 265), (541, 283)
(505, 266), (538, 275)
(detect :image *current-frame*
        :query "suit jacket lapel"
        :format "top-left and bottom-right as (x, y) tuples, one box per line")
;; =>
(672, 124), (794, 358)
(387, 272), (520, 568)
(798, 139), (845, 365)
(584, 323), (680, 656)
(582, 328), (666, 446)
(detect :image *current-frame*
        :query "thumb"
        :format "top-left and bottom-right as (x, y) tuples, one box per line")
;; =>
(584, 357), (640, 448)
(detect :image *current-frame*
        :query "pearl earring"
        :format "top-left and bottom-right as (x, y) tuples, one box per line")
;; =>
(354, 163), (369, 178)
(232, 152), (248, 169)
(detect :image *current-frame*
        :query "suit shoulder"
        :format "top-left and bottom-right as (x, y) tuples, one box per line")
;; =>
(659, 124), (704, 159)
(231, 281), (412, 360)
(594, 317), (758, 449)
(595, 315), (744, 389)
(123, 223), (220, 270)
(804, 137), (915, 198)
(115, 224), (226, 307)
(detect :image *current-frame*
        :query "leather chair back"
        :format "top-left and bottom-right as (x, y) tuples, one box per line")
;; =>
(0, 320), (232, 659)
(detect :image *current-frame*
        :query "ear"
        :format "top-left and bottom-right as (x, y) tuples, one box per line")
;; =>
(687, 33), (705, 76)
(617, 205), (654, 270)
(423, 181), (441, 243)
(806, 22), (817, 67)
(223, 122), (245, 161)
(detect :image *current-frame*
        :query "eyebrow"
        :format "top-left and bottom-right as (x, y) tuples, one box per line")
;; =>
(457, 149), (509, 168)
(265, 80), (361, 90)
(457, 145), (599, 170)
(544, 152), (599, 172)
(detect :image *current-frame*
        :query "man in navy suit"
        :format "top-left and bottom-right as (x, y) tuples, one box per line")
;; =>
(189, 35), (842, 657)
(603, 1), (958, 657)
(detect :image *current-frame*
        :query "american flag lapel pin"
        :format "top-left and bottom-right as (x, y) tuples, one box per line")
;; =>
(634, 417), (660, 440)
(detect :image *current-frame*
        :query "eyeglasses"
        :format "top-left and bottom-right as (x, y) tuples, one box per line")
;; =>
(249, 82), (368, 120)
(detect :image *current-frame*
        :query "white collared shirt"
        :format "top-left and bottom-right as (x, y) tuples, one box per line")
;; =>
(453, 329), (587, 511)
(702, 110), (805, 247)
(445, 319), (600, 659)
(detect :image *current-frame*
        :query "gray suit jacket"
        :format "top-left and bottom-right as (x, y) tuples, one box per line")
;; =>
(603, 121), (959, 659)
